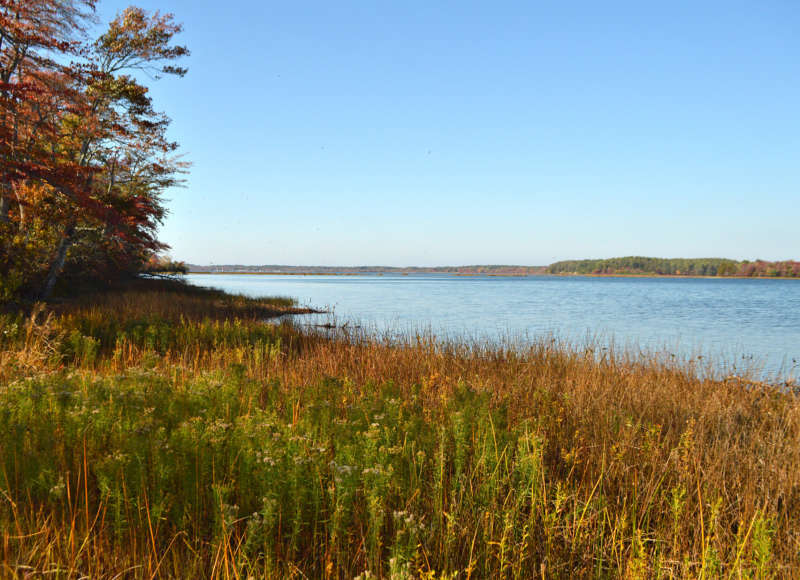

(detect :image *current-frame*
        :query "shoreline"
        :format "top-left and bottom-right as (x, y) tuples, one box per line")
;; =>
(186, 270), (800, 280)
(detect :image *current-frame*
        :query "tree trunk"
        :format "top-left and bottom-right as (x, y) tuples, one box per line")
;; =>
(0, 192), (10, 224)
(40, 223), (75, 300)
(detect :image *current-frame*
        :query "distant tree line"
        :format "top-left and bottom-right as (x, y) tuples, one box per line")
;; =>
(547, 257), (800, 278)
(187, 265), (548, 275)
(0, 1), (188, 301)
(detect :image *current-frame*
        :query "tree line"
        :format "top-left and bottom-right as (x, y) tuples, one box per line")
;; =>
(547, 256), (800, 278)
(0, 0), (187, 301)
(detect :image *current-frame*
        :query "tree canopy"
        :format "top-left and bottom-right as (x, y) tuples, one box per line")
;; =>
(0, 0), (188, 300)
(547, 257), (800, 278)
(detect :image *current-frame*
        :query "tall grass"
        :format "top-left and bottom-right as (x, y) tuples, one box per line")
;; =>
(1, 279), (798, 578)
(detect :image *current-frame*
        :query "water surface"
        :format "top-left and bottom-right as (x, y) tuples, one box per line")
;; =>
(188, 274), (799, 381)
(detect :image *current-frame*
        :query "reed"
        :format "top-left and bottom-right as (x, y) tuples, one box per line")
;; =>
(1, 279), (798, 578)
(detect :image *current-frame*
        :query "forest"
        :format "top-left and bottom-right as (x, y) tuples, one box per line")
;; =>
(0, 0), (187, 302)
(548, 256), (800, 277)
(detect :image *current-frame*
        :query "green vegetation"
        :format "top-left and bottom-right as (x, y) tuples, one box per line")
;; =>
(548, 256), (800, 278)
(2, 279), (799, 578)
(142, 256), (189, 276)
(186, 258), (800, 278)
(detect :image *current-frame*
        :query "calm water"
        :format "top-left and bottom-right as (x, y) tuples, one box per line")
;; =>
(188, 274), (800, 381)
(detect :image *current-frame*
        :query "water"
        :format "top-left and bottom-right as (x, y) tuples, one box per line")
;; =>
(188, 274), (800, 381)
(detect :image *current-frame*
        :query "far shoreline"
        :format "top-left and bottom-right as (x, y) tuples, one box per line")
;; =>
(185, 271), (800, 280)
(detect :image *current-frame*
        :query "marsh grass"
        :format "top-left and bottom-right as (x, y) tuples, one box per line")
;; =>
(1, 279), (799, 578)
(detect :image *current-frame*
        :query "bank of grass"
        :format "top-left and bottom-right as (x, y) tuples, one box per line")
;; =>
(0, 279), (798, 578)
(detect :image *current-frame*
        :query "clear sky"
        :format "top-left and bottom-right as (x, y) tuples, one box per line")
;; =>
(100, 0), (799, 266)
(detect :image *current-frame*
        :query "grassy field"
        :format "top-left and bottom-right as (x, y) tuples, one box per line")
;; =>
(1, 279), (798, 578)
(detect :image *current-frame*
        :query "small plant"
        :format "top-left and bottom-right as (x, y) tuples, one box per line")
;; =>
(751, 513), (775, 579)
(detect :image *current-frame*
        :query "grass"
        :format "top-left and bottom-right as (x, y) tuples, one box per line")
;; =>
(1, 278), (798, 578)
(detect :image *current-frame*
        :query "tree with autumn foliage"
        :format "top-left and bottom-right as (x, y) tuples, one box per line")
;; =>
(0, 0), (188, 301)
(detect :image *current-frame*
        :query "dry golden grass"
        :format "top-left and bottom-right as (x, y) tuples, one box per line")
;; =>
(1, 279), (798, 578)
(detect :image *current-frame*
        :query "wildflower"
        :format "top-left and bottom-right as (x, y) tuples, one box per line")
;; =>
(362, 466), (388, 476)
(49, 479), (66, 498)
(329, 461), (354, 475)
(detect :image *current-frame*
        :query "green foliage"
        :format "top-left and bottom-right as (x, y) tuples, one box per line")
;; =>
(0, 222), (63, 300)
(0, 373), (544, 577)
(547, 256), (743, 276)
(548, 256), (800, 277)
(1, 367), (787, 577)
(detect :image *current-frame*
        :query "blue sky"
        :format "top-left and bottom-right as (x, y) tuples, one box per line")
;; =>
(100, 0), (799, 266)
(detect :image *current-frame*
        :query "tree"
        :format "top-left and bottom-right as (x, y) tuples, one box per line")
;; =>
(0, 2), (188, 300)
(0, 0), (96, 221)
(38, 7), (189, 298)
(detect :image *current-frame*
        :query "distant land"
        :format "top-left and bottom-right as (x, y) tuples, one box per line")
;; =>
(547, 257), (800, 278)
(186, 264), (547, 275)
(187, 257), (800, 278)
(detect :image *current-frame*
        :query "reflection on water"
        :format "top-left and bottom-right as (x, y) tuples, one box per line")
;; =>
(188, 274), (799, 381)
